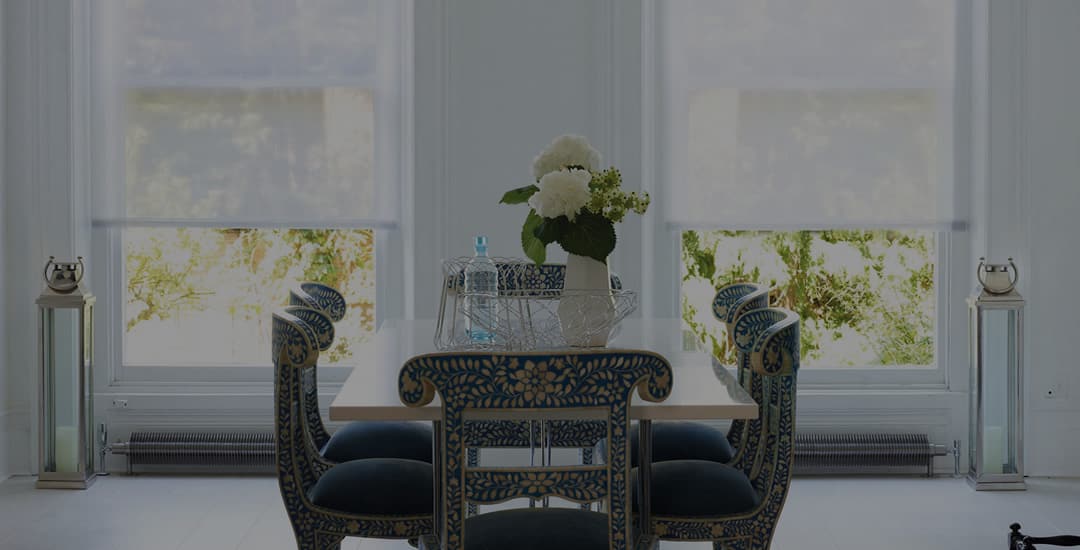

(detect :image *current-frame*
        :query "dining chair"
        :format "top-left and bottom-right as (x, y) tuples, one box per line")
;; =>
(288, 284), (433, 465)
(629, 282), (770, 467)
(1010, 524), (1080, 549)
(399, 349), (673, 550)
(454, 263), (620, 512)
(640, 307), (799, 550)
(274, 309), (434, 550)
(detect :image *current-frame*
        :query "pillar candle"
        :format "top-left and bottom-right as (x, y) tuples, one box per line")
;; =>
(54, 426), (79, 473)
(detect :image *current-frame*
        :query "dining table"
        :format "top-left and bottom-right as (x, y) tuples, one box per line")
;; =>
(329, 318), (758, 547)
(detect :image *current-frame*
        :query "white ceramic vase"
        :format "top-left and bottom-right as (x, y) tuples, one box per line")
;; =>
(558, 253), (616, 347)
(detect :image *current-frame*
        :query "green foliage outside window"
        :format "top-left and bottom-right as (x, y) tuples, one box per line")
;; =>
(125, 228), (374, 364)
(681, 230), (935, 368)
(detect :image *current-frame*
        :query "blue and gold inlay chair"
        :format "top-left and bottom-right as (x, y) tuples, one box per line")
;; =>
(289, 283), (433, 465)
(629, 282), (770, 466)
(641, 307), (799, 550)
(400, 350), (673, 550)
(449, 264), (620, 509)
(274, 309), (433, 550)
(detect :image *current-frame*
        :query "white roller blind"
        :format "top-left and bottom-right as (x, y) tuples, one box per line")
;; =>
(658, 0), (957, 230)
(93, 0), (403, 228)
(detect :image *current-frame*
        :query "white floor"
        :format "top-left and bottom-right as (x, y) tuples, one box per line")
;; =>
(0, 474), (1076, 550)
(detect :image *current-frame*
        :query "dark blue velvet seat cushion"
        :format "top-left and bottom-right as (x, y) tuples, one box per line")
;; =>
(308, 458), (433, 516)
(630, 421), (734, 466)
(464, 508), (612, 550)
(633, 460), (759, 517)
(321, 421), (433, 463)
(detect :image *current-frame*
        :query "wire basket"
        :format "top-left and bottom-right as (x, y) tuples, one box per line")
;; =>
(435, 258), (637, 351)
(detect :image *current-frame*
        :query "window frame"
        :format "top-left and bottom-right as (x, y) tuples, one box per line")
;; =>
(89, 1), (414, 388)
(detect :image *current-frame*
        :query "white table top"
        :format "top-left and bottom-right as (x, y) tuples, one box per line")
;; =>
(329, 319), (758, 422)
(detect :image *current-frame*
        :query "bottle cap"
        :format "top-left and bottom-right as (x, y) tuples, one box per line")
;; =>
(474, 235), (488, 250)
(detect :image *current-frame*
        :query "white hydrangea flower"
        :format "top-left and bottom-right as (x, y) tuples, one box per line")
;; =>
(531, 135), (602, 181)
(528, 169), (592, 221)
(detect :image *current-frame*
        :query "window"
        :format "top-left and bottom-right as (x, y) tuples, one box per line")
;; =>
(92, 0), (407, 376)
(681, 230), (935, 368)
(123, 228), (375, 367)
(653, 1), (960, 371)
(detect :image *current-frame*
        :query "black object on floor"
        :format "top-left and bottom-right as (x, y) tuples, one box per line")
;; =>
(1010, 523), (1080, 549)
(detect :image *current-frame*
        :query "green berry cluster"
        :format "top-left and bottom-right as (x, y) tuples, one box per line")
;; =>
(585, 167), (651, 223)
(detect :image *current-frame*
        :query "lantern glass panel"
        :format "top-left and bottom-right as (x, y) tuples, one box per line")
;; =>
(979, 308), (1019, 476)
(43, 307), (82, 474)
(82, 302), (94, 473)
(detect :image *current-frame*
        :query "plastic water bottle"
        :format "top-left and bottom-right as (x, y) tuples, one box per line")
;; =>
(464, 235), (499, 344)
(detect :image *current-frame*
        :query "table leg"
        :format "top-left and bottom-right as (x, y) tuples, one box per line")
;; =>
(432, 420), (444, 549)
(637, 420), (653, 541)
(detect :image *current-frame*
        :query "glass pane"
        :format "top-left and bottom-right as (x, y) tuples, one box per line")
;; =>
(681, 229), (936, 368)
(679, 89), (943, 227)
(677, 0), (952, 87)
(126, 88), (375, 222)
(122, 0), (378, 83)
(968, 305), (978, 474)
(84, 304), (95, 473)
(979, 308), (1019, 475)
(44, 308), (82, 473)
(122, 227), (375, 366)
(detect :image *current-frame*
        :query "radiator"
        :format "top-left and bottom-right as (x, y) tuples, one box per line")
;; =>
(109, 432), (275, 473)
(794, 433), (959, 477)
(109, 431), (959, 476)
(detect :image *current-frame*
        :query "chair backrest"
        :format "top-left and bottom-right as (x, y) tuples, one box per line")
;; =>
(400, 350), (673, 550)
(710, 283), (771, 460)
(446, 262), (622, 294)
(282, 305), (336, 451)
(287, 283), (345, 450)
(290, 282), (348, 322)
(272, 310), (331, 509)
(287, 282), (345, 449)
(730, 308), (799, 513)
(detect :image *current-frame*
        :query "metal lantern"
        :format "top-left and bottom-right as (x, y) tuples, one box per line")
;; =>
(36, 257), (96, 489)
(968, 257), (1024, 491)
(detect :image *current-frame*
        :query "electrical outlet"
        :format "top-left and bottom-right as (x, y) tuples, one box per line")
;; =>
(111, 399), (128, 408)
(1044, 384), (1063, 399)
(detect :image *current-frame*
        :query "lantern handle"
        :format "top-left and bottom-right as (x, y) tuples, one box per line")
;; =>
(976, 257), (1018, 294)
(42, 256), (56, 285)
(75, 256), (85, 286)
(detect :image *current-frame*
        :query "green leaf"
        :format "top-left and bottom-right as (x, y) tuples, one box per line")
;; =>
(521, 210), (547, 265)
(500, 185), (539, 205)
(534, 216), (569, 245)
(556, 210), (616, 264)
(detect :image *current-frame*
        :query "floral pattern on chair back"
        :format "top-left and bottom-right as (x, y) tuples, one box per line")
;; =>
(400, 350), (672, 550)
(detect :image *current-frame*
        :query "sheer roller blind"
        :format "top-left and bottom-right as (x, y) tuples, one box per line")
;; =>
(658, 0), (957, 230)
(92, 0), (404, 229)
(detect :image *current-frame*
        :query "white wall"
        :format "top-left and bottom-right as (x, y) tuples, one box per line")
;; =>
(0, 0), (8, 479)
(2, 0), (90, 476)
(1011, 0), (1080, 476)
(413, 0), (644, 318)
(972, 0), (1080, 477)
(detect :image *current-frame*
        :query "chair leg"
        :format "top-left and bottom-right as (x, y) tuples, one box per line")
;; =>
(294, 529), (319, 550)
(713, 538), (759, 550)
(467, 448), (480, 517)
(321, 534), (344, 550)
(580, 447), (594, 511)
(713, 534), (772, 550)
